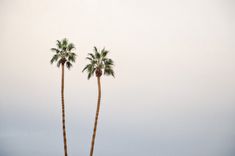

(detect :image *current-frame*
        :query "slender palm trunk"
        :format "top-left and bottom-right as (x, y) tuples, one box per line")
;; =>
(61, 64), (68, 156)
(89, 76), (102, 156)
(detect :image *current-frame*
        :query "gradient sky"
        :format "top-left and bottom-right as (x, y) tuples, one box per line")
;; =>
(1, 0), (235, 156)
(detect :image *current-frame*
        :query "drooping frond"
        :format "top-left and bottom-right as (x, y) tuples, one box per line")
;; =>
(83, 64), (96, 79)
(110, 69), (115, 77)
(82, 64), (90, 72)
(50, 38), (77, 69)
(66, 61), (72, 69)
(57, 59), (63, 67)
(87, 64), (95, 73)
(68, 52), (76, 62)
(50, 54), (59, 64)
(88, 72), (92, 79)
(104, 67), (115, 77)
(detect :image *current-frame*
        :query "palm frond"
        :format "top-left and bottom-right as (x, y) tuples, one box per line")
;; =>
(82, 64), (90, 72)
(62, 38), (68, 46)
(88, 53), (95, 59)
(88, 72), (92, 79)
(50, 54), (59, 64)
(91, 67), (96, 77)
(98, 62), (104, 69)
(56, 40), (62, 49)
(93, 46), (98, 53)
(110, 69), (115, 77)
(86, 57), (92, 61)
(66, 61), (72, 69)
(95, 51), (101, 59)
(101, 48), (108, 57)
(61, 38), (68, 51)
(104, 59), (114, 66)
(57, 59), (63, 67)
(104, 68), (115, 77)
(68, 43), (75, 51)
(91, 60), (98, 65)
(68, 52), (76, 62)
(87, 64), (94, 73)
(93, 46), (101, 59)
(83, 63), (96, 79)
(51, 48), (60, 53)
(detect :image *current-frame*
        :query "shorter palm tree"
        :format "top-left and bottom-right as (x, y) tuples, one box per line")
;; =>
(50, 38), (76, 156)
(83, 46), (114, 156)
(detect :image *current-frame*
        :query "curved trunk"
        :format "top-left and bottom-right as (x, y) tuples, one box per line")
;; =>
(89, 76), (102, 156)
(61, 64), (68, 156)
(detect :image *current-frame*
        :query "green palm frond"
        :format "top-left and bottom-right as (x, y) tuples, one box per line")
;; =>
(68, 52), (76, 62)
(110, 69), (115, 77)
(82, 64), (90, 72)
(51, 48), (60, 53)
(91, 60), (97, 65)
(61, 38), (68, 51)
(104, 67), (115, 77)
(97, 63), (104, 69)
(87, 64), (95, 73)
(50, 54), (59, 64)
(66, 61), (72, 69)
(56, 40), (62, 49)
(104, 59), (114, 65)
(94, 46), (101, 59)
(57, 59), (63, 67)
(67, 43), (75, 51)
(101, 48), (108, 57)
(86, 57), (92, 61)
(88, 53), (95, 59)
(93, 46), (98, 53)
(88, 72), (92, 79)
(50, 38), (77, 69)
(83, 64), (95, 79)
(95, 51), (101, 59)
(62, 38), (68, 46)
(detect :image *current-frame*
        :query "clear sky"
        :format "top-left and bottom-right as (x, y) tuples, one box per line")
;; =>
(0, 0), (235, 156)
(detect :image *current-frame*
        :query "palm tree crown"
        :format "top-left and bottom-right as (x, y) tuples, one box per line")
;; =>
(50, 38), (76, 69)
(83, 46), (114, 79)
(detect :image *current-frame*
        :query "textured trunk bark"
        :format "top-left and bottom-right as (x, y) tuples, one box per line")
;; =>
(89, 76), (102, 156)
(61, 64), (68, 156)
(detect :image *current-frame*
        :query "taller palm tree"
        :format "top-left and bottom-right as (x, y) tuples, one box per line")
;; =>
(50, 38), (76, 156)
(83, 46), (115, 156)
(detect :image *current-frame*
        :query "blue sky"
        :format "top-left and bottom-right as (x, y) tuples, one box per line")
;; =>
(1, 0), (235, 155)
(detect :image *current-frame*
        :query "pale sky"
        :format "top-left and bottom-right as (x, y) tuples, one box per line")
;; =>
(1, 0), (235, 156)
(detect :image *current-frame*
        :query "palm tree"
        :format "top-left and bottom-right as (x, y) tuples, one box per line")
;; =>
(50, 38), (76, 156)
(83, 46), (115, 156)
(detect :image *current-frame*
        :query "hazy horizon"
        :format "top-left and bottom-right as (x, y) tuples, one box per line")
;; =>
(1, 0), (235, 156)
